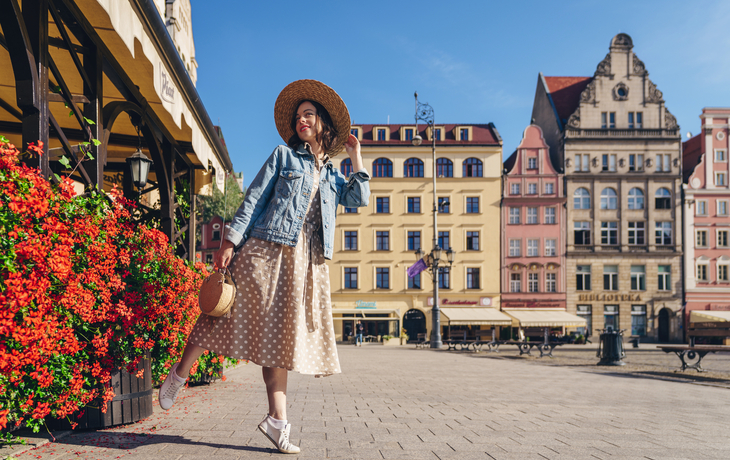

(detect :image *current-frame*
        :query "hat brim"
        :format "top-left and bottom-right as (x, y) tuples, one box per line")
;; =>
(274, 80), (351, 155)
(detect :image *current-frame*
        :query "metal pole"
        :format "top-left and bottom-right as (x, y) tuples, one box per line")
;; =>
(431, 119), (442, 348)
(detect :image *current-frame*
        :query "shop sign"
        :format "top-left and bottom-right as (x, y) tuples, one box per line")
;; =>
(160, 65), (175, 103)
(710, 304), (730, 311)
(502, 301), (564, 309)
(355, 300), (376, 308)
(578, 293), (641, 302)
(442, 298), (477, 305)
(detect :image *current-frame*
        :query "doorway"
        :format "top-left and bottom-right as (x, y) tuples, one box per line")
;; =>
(403, 309), (426, 342)
(658, 308), (670, 342)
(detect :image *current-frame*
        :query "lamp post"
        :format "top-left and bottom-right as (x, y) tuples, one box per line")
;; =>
(412, 92), (455, 349)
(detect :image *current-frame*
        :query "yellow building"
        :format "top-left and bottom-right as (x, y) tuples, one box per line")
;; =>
(326, 123), (504, 342)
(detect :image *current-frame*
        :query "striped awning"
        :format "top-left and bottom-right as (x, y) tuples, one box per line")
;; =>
(690, 310), (730, 322)
(439, 307), (512, 326)
(504, 310), (587, 328)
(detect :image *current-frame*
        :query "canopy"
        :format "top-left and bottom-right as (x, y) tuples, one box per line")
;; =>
(504, 310), (587, 328)
(439, 308), (512, 326)
(690, 310), (730, 322)
(331, 309), (400, 321)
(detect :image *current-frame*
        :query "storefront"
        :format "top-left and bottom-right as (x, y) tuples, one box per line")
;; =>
(503, 310), (586, 340)
(439, 307), (512, 340)
(331, 301), (405, 341)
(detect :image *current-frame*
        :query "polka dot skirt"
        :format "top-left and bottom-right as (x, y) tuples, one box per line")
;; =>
(188, 167), (341, 377)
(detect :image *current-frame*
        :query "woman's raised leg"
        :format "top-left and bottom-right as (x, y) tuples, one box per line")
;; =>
(158, 341), (206, 410)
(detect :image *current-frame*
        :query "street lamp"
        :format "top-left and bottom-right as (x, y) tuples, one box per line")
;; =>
(412, 91), (455, 349)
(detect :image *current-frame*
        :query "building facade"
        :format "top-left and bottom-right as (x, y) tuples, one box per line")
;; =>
(326, 123), (503, 341)
(683, 108), (730, 333)
(532, 33), (683, 341)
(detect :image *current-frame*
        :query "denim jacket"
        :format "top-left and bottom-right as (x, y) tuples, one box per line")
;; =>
(225, 144), (370, 259)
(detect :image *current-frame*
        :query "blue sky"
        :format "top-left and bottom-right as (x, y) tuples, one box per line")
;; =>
(191, 0), (730, 186)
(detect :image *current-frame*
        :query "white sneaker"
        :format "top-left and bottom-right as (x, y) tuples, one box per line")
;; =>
(158, 363), (186, 410)
(258, 415), (301, 454)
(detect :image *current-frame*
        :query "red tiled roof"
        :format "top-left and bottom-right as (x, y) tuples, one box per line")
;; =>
(355, 123), (501, 146)
(682, 134), (702, 183)
(544, 77), (593, 125)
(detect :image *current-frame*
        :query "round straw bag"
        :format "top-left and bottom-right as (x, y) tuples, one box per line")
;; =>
(198, 269), (236, 317)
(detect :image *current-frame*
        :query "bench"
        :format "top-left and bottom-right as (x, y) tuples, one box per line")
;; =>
(414, 333), (430, 349)
(659, 320), (730, 372)
(502, 340), (565, 358)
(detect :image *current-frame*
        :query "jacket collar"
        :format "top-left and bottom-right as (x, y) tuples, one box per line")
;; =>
(295, 143), (333, 169)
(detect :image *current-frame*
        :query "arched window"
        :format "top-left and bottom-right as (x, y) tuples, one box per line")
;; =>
(372, 158), (393, 178)
(628, 188), (644, 210)
(601, 188), (618, 210)
(340, 158), (353, 177)
(573, 188), (590, 209)
(655, 188), (672, 209)
(404, 158), (424, 178)
(436, 158), (453, 177)
(463, 158), (483, 177)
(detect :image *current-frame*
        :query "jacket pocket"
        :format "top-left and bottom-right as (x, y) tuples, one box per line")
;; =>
(276, 169), (304, 197)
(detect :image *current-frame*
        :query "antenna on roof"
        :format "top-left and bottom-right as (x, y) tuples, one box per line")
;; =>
(387, 115), (390, 125)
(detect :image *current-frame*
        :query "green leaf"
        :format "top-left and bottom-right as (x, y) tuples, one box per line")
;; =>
(86, 151), (95, 160)
(92, 139), (101, 147)
(68, 110), (74, 118)
(59, 156), (71, 169)
(83, 117), (96, 126)
(80, 141), (90, 146)
(53, 85), (62, 93)
(0, 135), (8, 144)
(53, 173), (61, 181)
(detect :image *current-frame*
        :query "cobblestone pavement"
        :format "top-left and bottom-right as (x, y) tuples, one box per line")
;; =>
(10, 344), (730, 460)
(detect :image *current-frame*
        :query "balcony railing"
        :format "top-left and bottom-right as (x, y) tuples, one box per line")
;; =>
(566, 128), (680, 139)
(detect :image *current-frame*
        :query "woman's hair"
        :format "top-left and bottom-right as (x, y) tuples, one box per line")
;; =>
(287, 100), (338, 154)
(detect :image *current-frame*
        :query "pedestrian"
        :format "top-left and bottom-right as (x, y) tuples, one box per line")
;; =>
(157, 80), (370, 454)
(355, 320), (364, 346)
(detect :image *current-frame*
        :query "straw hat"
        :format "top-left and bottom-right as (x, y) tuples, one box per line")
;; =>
(274, 79), (351, 155)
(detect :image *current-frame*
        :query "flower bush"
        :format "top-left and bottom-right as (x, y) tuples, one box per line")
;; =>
(0, 139), (236, 438)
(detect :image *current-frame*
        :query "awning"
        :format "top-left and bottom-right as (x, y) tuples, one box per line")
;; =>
(690, 310), (730, 322)
(504, 310), (587, 328)
(439, 307), (512, 326)
(331, 308), (400, 321)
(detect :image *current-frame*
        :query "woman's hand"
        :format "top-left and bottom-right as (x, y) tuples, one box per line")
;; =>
(215, 240), (235, 270)
(344, 134), (364, 171)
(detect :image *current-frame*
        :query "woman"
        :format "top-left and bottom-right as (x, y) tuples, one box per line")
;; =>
(158, 80), (370, 454)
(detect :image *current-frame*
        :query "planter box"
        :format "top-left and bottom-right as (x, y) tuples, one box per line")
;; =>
(382, 337), (401, 346)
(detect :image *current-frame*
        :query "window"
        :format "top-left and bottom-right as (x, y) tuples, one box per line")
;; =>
(658, 265), (671, 291)
(577, 305), (593, 337)
(719, 201), (729, 216)
(344, 268), (358, 289)
(438, 231), (450, 251)
(372, 158), (393, 177)
(628, 188), (644, 210)
(574, 222), (591, 245)
(439, 267), (450, 289)
(436, 158), (453, 177)
(526, 207), (538, 224)
(545, 239), (556, 256)
(545, 273), (556, 292)
(629, 154), (644, 171)
(205, 253), (213, 264)
(604, 305), (619, 331)
(697, 200), (708, 215)
(528, 273), (539, 292)
(601, 221), (618, 245)
(696, 230), (707, 247)
(350, 128), (359, 137)
(716, 172), (727, 186)
(463, 158), (483, 177)
(511, 183), (520, 195)
(376, 268), (390, 289)
(697, 263), (708, 281)
(628, 222), (645, 245)
(376, 128), (386, 141)
(404, 158), (424, 177)
(509, 207), (520, 224)
(404, 128), (414, 141)
(719, 265), (729, 282)
(344, 207), (357, 213)
(460, 128), (469, 141)
(631, 266), (646, 291)
(575, 154), (590, 172)
(376, 231), (390, 251)
(716, 149), (727, 162)
(602, 154), (617, 172)
(527, 239), (539, 257)
(466, 268), (480, 289)
(718, 230), (729, 248)
(510, 273), (522, 292)
(528, 157), (538, 169)
(655, 188), (671, 209)
(636, 112), (643, 128)
(574, 188), (591, 209)
(466, 231), (479, 251)
(655, 222), (672, 245)
(340, 158), (353, 177)
(212, 229), (221, 241)
(545, 207), (556, 224)
(601, 188), (617, 209)
(576, 265), (591, 291)
(604, 265), (619, 291)
(631, 305), (647, 336)
(609, 112), (615, 128)
(545, 182), (554, 194)
(628, 112), (635, 129)
(344, 231), (358, 250)
(407, 231), (421, 251)
(466, 197), (480, 213)
(438, 197), (450, 213)
(527, 183), (537, 195)
(656, 154), (671, 172)
(509, 239), (521, 257)
(376, 197), (390, 213)
(408, 271), (421, 289)
(407, 197), (421, 213)
(434, 128), (442, 140)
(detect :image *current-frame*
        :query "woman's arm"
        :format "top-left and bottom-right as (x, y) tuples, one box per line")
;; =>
(339, 134), (370, 207)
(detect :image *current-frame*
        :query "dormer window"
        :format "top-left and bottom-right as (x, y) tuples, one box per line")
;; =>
(453, 126), (472, 141)
(428, 126), (445, 141)
(400, 126), (417, 142)
(373, 126), (391, 142)
(351, 127), (359, 137)
(405, 128), (413, 141)
(434, 128), (442, 140)
(377, 129), (386, 141)
(460, 128), (469, 140)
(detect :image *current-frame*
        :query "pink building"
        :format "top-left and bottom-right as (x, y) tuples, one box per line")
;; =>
(683, 108), (730, 336)
(196, 215), (227, 266)
(501, 125), (570, 336)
